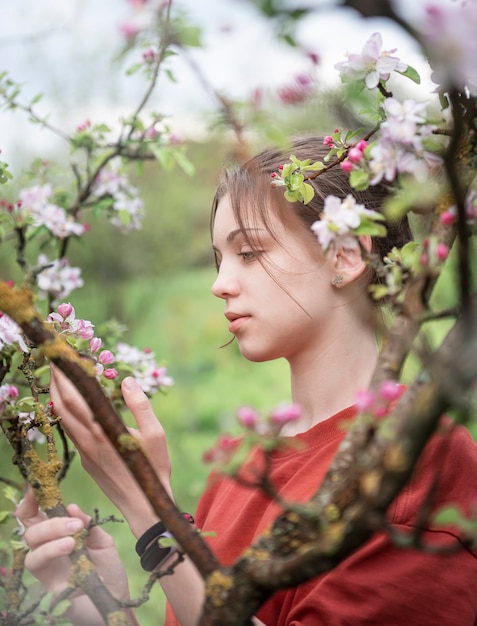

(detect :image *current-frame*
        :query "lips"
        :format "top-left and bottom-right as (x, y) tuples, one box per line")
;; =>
(225, 312), (250, 334)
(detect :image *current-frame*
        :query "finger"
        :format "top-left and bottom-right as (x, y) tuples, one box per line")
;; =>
(50, 365), (93, 427)
(23, 516), (85, 551)
(15, 486), (47, 529)
(25, 535), (76, 576)
(50, 365), (104, 448)
(66, 504), (116, 551)
(121, 377), (165, 435)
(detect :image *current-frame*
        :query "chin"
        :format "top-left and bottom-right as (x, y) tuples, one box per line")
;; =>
(238, 343), (280, 364)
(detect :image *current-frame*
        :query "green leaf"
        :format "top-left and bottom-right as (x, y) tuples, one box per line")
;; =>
(300, 182), (315, 204)
(3, 485), (19, 504)
(172, 148), (195, 176)
(349, 169), (370, 191)
(0, 511), (11, 524)
(177, 26), (202, 48)
(396, 65), (421, 85)
(368, 283), (390, 300)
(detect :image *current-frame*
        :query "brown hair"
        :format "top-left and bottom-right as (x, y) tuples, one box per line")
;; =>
(210, 134), (412, 303)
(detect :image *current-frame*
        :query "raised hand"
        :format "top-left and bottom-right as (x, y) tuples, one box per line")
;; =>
(49, 365), (173, 537)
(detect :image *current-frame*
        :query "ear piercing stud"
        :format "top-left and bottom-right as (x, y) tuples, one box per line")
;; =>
(331, 274), (343, 286)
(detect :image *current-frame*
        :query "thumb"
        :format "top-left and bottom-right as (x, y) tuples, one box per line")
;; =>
(121, 377), (163, 434)
(15, 486), (47, 529)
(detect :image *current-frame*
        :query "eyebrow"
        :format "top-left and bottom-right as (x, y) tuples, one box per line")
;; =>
(212, 228), (266, 251)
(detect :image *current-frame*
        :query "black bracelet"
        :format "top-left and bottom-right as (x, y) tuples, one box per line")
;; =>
(135, 514), (195, 573)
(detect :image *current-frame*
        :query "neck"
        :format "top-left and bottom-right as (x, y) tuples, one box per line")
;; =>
(282, 313), (379, 436)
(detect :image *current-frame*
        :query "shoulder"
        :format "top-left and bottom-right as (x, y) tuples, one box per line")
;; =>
(391, 418), (477, 530)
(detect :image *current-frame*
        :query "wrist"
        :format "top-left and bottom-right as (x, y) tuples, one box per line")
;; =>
(135, 514), (195, 572)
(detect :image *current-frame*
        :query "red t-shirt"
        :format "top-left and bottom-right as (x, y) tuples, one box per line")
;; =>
(166, 405), (477, 625)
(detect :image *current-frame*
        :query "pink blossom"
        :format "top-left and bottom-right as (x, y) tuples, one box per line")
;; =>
(99, 350), (115, 365)
(0, 314), (28, 352)
(334, 32), (407, 89)
(378, 380), (402, 402)
(341, 160), (354, 173)
(90, 337), (102, 353)
(151, 366), (174, 387)
(58, 302), (73, 318)
(270, 403), (302, 425)
(440, 210), (455, 226)
(436, 243), (449, 261)
(236, 406), (259, 428)
(92, 159), (144, 233)
(347, 147), (364, 163)
(76, 120), (91, 132)
(355, 389), (375, 413)
(323, 135), (334, 147)
(76, 319), (94, 340)
(118, 21), (140, 39)
(0, 383), (19, 404)
(104, 368), (118, 380)
(311, 194), (380, 251)
(419, 3), (477, 96)
(37, 254), (84, 303)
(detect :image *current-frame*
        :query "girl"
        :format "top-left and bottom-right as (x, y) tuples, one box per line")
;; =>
(16, 136), (477, 625)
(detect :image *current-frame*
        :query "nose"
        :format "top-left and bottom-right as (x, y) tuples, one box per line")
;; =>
(211, 261), (240, 300)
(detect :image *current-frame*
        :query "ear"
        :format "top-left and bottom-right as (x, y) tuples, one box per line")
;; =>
(331, 235), (371, 288)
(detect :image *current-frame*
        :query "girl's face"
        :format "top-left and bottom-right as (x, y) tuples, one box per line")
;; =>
(211, 194), (338, 365)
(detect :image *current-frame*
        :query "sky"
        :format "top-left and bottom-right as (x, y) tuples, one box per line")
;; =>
(0, 0), (438, 168)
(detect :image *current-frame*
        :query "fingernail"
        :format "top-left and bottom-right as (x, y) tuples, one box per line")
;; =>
(66, 519), (83, 532)
(123, 377), (139, 390)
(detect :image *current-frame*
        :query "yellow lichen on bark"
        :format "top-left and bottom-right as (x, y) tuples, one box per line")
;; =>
(0, 283), (36, 324)
(206, 570), (235, 607)
(242, 547), (271, 562)
(70, 553), (96, 581)
(106, 611), (134, 626)
(118, 433), (142, 452)
(360, 469), (382, 497)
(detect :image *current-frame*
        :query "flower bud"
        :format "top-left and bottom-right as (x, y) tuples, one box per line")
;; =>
(103, 368), (118, 380)
(270, 403), (302, 425)
(58, 302), (73, 318)
(347, 147), (363, 163)
(341, 160), (354, 173)
(355, 389), (375, 413)
(436, 243), (449, 261)
(99, 350), (115, 365)
(440, 211), (455, 226)
(378, 380), (402, 402)
(89, 337), (102, 353)
(236, 405), (258, 428)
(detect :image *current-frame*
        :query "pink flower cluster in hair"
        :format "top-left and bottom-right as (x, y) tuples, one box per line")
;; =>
(310, 194), (381, 251)
(334, 33), (407, 89)
(367, 98), (440, 185)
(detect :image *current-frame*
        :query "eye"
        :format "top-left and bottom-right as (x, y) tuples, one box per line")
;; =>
(238, 250), (256, 262)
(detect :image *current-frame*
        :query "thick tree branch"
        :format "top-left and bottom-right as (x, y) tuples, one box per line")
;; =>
(0, 284), (219, 582)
